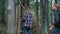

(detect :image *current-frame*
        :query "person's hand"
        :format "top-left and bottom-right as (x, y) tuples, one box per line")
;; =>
(49, 24), (55, 31)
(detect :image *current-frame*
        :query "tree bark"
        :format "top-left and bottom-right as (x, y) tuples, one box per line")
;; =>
(40, 0), (49, 34)
(7, 0), (15, 34)
(57, 0), (60, 6)
(15, 0), (21, 34)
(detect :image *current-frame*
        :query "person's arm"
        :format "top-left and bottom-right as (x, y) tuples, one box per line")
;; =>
(49, 10), (60, 31)
(30, 13), (32, 28)
(53, 10), (60, 27)
(22, 12), (27, 22)
(49, 24), (55, 31)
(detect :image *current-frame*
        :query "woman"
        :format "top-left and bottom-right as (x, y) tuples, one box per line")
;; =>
(49, 4), (60, 34)
(22, 6), (32, 34)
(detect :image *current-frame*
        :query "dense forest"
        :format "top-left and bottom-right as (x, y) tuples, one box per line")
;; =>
(0, 0), (60, 34)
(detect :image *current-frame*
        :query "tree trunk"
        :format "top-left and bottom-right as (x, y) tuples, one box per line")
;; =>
(7, 0), (15, 34)
(40, 0), (49, 34)
(55, 0), (57, 4)
(4, 0), (8, 34)
(57, 0), (60, 6)
(15, 0), (21, 34)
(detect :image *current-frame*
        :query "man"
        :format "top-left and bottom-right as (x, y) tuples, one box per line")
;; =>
(22, 6), (32, 34)
(49, 4), (60, 34)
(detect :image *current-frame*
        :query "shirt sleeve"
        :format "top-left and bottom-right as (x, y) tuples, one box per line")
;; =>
(53, 10), (60, 27)
(22, 12), (27, 22)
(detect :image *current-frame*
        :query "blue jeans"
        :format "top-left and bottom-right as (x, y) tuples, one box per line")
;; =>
(23, 27), (30, 34)
(51, 28), (60, 34)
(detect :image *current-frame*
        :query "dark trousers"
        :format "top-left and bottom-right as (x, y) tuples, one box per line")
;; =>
(23, 27), (30, 34)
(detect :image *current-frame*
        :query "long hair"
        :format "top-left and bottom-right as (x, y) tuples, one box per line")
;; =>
(52, 4), (60, 11)
(24, 5), (30, 11)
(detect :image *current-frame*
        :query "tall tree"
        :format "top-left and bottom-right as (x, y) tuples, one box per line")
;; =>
(35, 0), (39, 25)
(55, 0), (57, 4)
(40, 0), (49, 34)
(15, 0), (21, 34)
(6, 0), (15, 34)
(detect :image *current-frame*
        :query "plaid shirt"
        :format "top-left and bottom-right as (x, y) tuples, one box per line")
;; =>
(22, 11), (32, 28)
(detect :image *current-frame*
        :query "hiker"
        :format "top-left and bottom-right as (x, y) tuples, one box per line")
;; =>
(22, 6), (32, 34)
(49, 4), (60, 34)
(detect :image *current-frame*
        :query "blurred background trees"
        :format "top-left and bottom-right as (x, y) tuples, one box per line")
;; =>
(0, 0), (60, 34)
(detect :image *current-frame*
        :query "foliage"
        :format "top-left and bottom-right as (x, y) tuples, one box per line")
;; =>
(0, 0), (6, 34)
